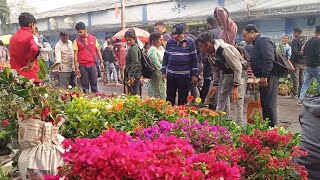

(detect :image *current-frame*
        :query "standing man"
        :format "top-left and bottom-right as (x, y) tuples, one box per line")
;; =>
(9, 12), (40, 84)
(102, 38), (118, 85)
(55, 31), (75, 88)
(242, 24), (279, 127)
(162, 24), (199, 105)
(206, 16), (222, 39)
(154, 22), (171, 42)
(34, 27), (52, 69)
(115, 39), (126, 84)
(73, 22), (104, 93)
(290, 28), (306, 99)
(299, 25), (320, 102)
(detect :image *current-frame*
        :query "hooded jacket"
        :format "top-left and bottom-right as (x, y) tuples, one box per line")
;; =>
(297, 97), (320, 180)
(215, 6), (237, 45)
(210, 39), (243, 86)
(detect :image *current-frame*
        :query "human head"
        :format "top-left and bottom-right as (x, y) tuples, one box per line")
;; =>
(214, 6), (229, 26)
(75, 22), (87, 38)
(18, 12), (37, 32)
(293, 28), (302, 38)
(0, 40), (3, 46)
(171, 24), (184, 41)
(149, 32), (163, 47)
(154, 22), (166, 34)
(124, 30), (137, 46)
(281, 35), (289, 44)
(315, 25), (320, 35)
(206, 16), (218, 30)
(144, 42), (150, 51)
(115, 38), (123, 48)
(105, 36), (112, 44)
(195, 32), (215, 54)
(242, 24), (260, 44)
(60, 31), (69, 43)
(180, 23), (189, 33)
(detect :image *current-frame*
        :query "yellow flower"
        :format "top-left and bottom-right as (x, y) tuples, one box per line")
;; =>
(195, 97), (202, 104)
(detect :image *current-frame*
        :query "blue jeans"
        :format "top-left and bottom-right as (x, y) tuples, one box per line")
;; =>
(105, 62), (118, 83)
(299, 66), (320, 100)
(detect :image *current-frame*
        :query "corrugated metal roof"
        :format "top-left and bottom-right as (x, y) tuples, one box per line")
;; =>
(34, 0), (171, 19)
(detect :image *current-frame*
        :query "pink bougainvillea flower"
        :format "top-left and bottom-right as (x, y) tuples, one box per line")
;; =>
(1, 119), (9, 127)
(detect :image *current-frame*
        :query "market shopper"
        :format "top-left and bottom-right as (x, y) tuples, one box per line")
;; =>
(299, 25), (320, 102)
(147, 32), (166, 99)
(290, 28), (306, 99)
(124, 30), (142, 95)
(9, 12), (41, 84)
(162, 24), (199, 105)
(197, 32), (247, 125)
(55, 31), (76, 88)
(242, 24), (279, 127)
(73, 22), (104, 93)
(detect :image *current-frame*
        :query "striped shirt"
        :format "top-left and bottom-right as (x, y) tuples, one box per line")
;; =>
(162, 36), (198, 77)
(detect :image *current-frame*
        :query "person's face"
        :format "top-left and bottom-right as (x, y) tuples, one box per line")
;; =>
(293, 32), (301, 38)
(197, 41), (210, 54)
(155, 35), (164, 47)
(126, 37), (135, 46)
(77, 29), (87, 38)
(207, 23), (213, 30)
(282, 36), (289, 44)
(154, 25), (165, 34)
(242, 30), (255, 44)
(29, 23), (37, 34)
(106, 38), (112, 44)
(60, 36), (69, 43)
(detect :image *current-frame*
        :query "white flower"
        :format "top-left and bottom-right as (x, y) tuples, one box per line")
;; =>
(106, 104), (112, 109)
(44, 93), (48, 99)
(91, 108), (99, 113)
(68, 85), (72, 89)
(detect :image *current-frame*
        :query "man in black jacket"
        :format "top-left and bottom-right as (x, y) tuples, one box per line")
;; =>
(242, 24), (279, 127)
(290, 28), (306, 99)
(299, 25), (320, 102)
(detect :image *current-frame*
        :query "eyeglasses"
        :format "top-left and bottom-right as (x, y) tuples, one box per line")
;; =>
(242, 32), (249, 38)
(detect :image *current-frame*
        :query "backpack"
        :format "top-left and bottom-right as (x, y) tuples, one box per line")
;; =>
(272, 50), (295, 77)
(139, 49), (155, 78)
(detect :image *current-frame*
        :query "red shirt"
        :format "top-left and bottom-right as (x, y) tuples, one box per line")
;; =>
(116, 46), (126, 68)
(9, 27), (40, 82)
(74, 35), (98, 67)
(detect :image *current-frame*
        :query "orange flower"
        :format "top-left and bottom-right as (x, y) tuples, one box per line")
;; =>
(113, 103), (124, 111)
(187, 95), (194, 102)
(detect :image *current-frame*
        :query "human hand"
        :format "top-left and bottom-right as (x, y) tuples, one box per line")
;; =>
(162, 74), (167, 81)
(207, 86), (218, 98)
(231, 86), (238, 102)
(191, 76), (199, 86)
(75, 68), (81, 77)
(259, 77), (268, 87)
(20, 60), (35, 71)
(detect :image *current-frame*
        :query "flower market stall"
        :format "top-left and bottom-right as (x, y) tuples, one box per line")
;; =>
(0, 68), (310, 179)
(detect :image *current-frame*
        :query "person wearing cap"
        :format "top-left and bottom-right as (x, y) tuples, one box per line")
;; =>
(206, 16), (222, 39)
(162, 24), (199, 105)
(55, 31), (76, 88)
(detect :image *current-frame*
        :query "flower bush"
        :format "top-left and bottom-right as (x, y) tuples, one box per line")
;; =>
(57, 129), (240, 180)
(63, 95), (240, 138)
(135, 119), (231, 153)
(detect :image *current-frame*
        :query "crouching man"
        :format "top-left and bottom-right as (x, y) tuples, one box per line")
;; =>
(196, 32), (247, 125)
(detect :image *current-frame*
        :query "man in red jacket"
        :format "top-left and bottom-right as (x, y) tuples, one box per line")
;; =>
(10, 12), (40, 83)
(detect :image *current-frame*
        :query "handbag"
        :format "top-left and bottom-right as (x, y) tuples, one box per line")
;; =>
(247, 92), (263, 124)
(77, 37), (102, 77)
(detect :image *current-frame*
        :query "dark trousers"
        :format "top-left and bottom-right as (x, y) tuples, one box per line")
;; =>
(166, 75), (190, 105)
(128, 77), (141, 96)
(259, 73), (279, 127)
(200, 79), (211, 101)
(290, 63), (305, 96)
(79, 65), (98, 93)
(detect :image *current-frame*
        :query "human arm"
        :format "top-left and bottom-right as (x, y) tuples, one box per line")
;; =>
(73, 40), (80, 76)
(162, 46), (169, 77)
(129, 46), (141, 77)
(54, 44), (62, 63)
(147, 48), (162, 70)
(291, 39), (301, 56)
(96, 43), (104, 70)
(287, 46), (292, 59)
(259, 38), (274, 78)
(222, 46), (242, 86)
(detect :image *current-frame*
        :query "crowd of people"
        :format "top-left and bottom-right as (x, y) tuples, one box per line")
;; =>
(3, 7), (320, 127)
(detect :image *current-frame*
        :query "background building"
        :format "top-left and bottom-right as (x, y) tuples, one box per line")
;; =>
(6, 0), (320, 45)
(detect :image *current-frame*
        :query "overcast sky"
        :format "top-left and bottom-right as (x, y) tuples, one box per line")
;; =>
(22, 0), (97, 12)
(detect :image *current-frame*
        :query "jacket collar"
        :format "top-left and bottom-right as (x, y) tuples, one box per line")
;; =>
(252, 33), (261, 46)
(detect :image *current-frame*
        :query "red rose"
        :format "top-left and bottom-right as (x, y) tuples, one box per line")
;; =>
(187, 95), (194, 102)
(1, 120), (9, 127)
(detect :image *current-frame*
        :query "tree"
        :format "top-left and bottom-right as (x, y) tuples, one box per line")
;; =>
(0, 0), (10, 33)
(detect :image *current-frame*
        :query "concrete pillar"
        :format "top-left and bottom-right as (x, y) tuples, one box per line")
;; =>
(88, 12), (93, 29)
(142, 5), (148, 25)
(285, 18), (293, 35)
(218, 0), (225, 7)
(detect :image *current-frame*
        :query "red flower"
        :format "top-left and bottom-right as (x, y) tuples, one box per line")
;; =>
(1, 119), (9, 127)
(41, 107), (50, 120)
(187, 95), (194, 102)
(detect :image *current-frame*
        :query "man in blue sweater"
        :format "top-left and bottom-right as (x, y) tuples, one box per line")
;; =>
(162, 24), (199, 105)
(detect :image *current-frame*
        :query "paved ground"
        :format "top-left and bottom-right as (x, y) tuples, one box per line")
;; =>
(98, 81), (303, 133)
